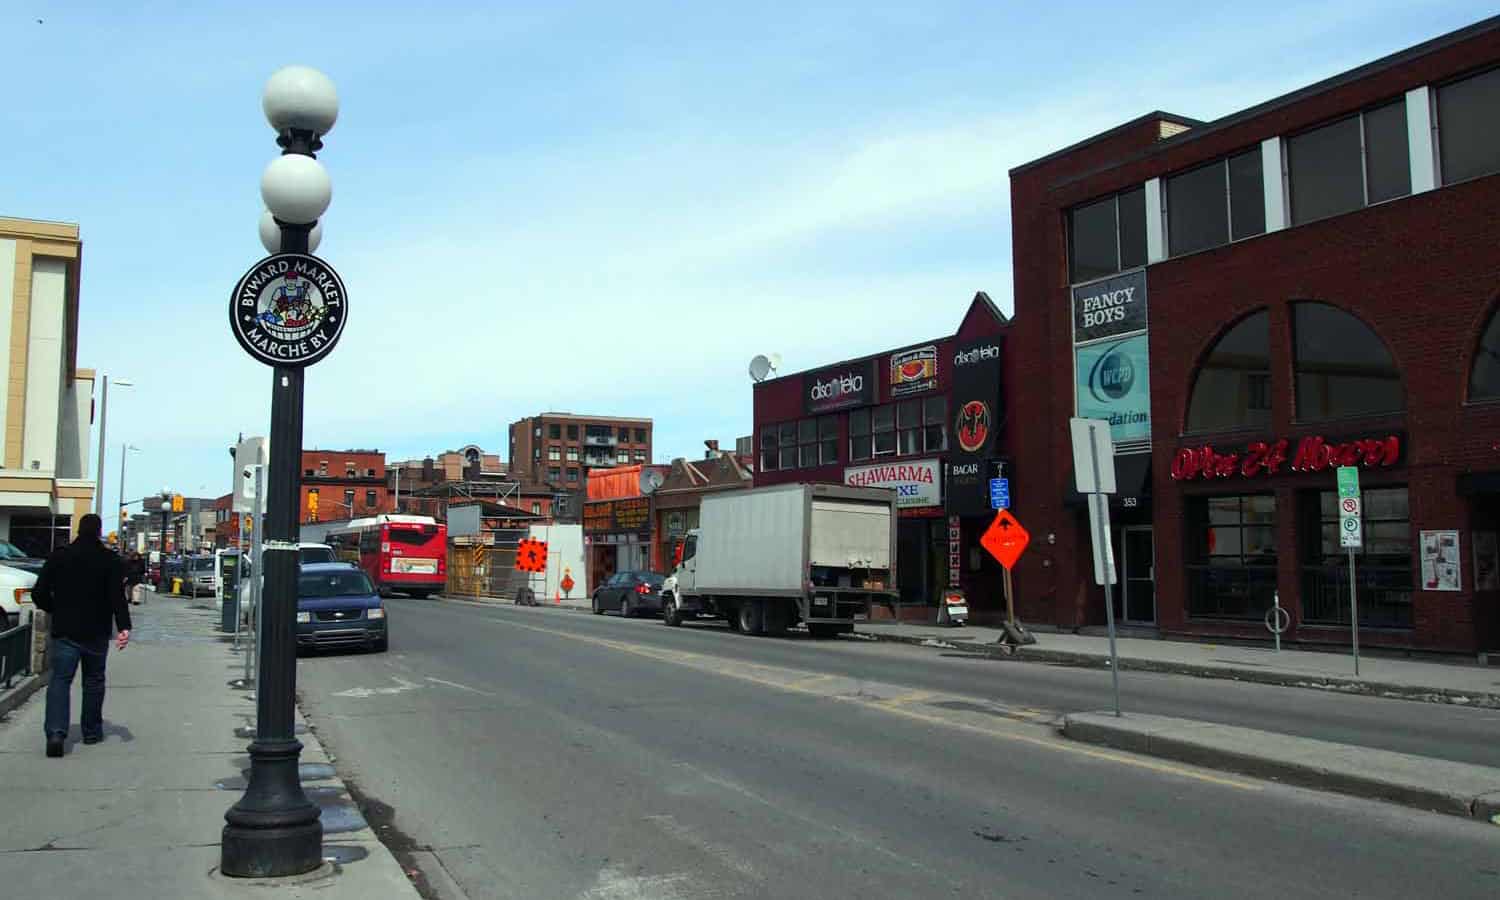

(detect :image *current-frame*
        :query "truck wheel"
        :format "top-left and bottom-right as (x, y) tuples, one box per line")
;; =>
(592, 593), (603, 614)
(737, 599), (765, 635)
(724, 602), (741, 631)
(662, 595), (681, 627)
(763, 599), (789, 637)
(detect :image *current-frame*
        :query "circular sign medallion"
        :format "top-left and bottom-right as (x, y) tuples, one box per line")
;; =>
(229, 253), (347, 367)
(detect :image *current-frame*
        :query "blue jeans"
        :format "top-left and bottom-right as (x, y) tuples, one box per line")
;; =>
(45, 637), (109, 741)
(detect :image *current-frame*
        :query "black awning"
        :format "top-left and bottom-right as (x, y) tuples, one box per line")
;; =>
(1064, 453), (1151, 508)
(1457, 472), (1500, 496)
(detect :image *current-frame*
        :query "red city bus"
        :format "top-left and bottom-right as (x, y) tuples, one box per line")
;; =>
(328, 515), (447, 598)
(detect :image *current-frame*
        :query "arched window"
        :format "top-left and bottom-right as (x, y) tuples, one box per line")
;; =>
(1186, 310), (1271, 432)
(1470, 305), (1500, 401)
(465, 447), (480, 464)
(1292, 302), (1402, 420)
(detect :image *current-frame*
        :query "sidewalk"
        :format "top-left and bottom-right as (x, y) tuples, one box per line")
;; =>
(0, 595), (421, 898)
(858, 620), (1500, 708)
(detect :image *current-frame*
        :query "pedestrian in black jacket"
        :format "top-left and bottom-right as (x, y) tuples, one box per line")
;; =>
(32, 513), (131, 758)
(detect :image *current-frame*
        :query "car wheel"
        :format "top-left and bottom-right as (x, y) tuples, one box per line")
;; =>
(592, 593), (603, 614)
(621, 595), (632, 618)
(662, 595), (681, 627)
(374, 636), (389, 652)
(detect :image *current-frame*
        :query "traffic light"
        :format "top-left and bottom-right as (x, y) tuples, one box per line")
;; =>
(307, 492), (319, 522)
(172, 494), (184, 512)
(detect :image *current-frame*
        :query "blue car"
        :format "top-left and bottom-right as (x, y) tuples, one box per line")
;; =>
(296, 563), (388, 653)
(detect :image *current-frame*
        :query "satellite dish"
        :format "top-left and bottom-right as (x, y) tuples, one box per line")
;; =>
(639, 469), (665, 495)
(768, 353), (782, 373)
(748, 354), (772, 382)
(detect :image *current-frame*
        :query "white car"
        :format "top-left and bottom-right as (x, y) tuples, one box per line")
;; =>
(0, 563), (38, 631)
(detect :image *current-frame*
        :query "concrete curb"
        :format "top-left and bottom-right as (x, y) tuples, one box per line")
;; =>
(857, 628), (1500, 710)
(1063, 711), (1500, 823)
(0, 672), (44, 720)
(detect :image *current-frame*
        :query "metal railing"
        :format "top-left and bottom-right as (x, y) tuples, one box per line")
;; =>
(0, 619), (32, 689)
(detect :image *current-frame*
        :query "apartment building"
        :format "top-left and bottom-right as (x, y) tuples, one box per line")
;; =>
(508, 413), (653, 488)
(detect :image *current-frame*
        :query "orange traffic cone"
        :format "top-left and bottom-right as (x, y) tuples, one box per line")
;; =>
(554, 589), (561, 604)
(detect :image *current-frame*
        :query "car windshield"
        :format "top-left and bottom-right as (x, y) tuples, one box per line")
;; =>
(299, 547), (336, 564)
(191, 558), (214, 571)
(634, 572), (666, 586)
(298, 570), (375, 599)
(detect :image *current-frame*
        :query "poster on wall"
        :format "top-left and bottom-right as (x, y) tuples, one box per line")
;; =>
(889, 345), (939, 397)
(1473, 531), (1499, 591)
(1420, 530), (1462, 592)
(1072, 270), (1148, 343)
(1075, 334), (1151, 446)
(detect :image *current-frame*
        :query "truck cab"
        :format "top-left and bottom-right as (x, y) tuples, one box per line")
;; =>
(660, 530), (700, 622)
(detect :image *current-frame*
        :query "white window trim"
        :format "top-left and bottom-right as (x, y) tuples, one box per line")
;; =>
(1405, 85), (1438, 193)
(1144, 178), (1165, 263)
(1261, 137), (1287, 233)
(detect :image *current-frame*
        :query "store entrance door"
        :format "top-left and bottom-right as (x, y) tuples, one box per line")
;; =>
(1121, 526), (1156, 624)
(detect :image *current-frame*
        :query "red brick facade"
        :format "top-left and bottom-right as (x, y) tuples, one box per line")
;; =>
(300, 449), (391, 524)
(1008, 21), (1500, 653)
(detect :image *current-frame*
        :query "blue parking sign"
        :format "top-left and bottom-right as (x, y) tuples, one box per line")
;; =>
(989, 478), (1010, 510)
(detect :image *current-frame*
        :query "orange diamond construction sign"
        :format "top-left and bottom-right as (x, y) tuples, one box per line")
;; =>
(980, 509), (1030, 570)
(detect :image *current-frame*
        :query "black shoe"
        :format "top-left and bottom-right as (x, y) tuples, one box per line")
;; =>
(46, 736), (64, 758)
(82, 735), (102, 745)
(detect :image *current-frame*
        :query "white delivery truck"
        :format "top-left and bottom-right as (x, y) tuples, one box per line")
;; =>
(660, 483), (898, 637)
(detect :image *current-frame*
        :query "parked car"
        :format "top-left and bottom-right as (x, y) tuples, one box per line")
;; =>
(189, 556), (217, 596)
(0, 540), (45, 574)
(592, 571), (666, 618)
(295, 562), (388, 653)
(0, 563), (38, 631)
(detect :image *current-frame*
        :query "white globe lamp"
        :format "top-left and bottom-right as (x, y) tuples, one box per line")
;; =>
(259, 210), (322, 254)
(262, 65), (339, 137)
(260, 155), (331, 225)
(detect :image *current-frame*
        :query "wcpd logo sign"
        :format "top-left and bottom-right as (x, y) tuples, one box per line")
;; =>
(230, 253), (348, 367)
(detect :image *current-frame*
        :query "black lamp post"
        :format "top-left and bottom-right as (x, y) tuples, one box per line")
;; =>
(221, 65), (339, 879)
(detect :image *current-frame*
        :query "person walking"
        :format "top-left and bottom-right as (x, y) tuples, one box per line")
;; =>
(32, 513), (131, 758)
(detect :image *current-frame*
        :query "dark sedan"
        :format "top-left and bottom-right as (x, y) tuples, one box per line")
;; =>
(592, 571), (666, 618)
(296, 563), (388, 652)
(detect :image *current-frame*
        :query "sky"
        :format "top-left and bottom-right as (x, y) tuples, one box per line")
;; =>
(6, 1), (1494, 533)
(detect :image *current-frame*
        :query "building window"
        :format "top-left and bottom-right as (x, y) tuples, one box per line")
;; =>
(304, 468), (315, 477)
(1300, 487), (1412, 628)
(1469, 305), (1500, 401)
(1437, 67), (1500, 185)
(319, 461), (328, 476)
(549, 424), (561, 439)
(764, 417), (837, 469)
(921, 396), (947, 453)
(635, 428), (647, 442)
(365, 490), (377, 509)
(1287, 101), (1409, 225)
(566, 468), (579, 482)
(548, 466), (561, 481)
(617, 450), (630, 463)
(533, 448), (540, 461)
(1165, 149), (1266, 258)
(849, 409), (871, 461)
(634, 450), (647, 462)
(760, 427), (778, 471)
(1186, 310), (1272, 432)
(365, 468), (376, 477)
(1186, 494), (1277, 620)
(1293, 302), (1402, 421)
(566, 447), (579, 462)
(618, 427), (630, 442)
(549, 446), (561, 461)
(1068, 186), (1146, 284)
(566, 425), (578, 440)
(343, 489), (355, 508)
(531, 502), (541, 515)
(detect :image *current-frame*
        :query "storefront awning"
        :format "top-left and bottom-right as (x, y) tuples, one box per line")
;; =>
(1064, 453), (1151, 508)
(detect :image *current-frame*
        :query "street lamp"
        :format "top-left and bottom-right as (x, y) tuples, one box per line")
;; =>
(117, 444), (139, 540)
(221, 64), (338, 879)
(93, 377), (133, 514)
(159, 492), (172, 554)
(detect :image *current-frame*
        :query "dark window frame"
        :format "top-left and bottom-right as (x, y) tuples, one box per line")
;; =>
(1286, 99), (1411, 227)
(1184, 309), (1273, 435)
(1165, 146), (1266, 259)
(1067, 186), (1147, 284)
(1291, 301), (1404, 423)
(1436, 65), (1500, 187)
(1185, 493), (1278, 621)
(1300, 487), (1413, 628)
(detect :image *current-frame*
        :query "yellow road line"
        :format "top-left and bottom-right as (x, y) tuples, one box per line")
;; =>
(485, 615), (1261, 792)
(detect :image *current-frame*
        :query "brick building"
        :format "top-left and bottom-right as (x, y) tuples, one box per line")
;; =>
(1008, 16), (1500, 654)
(508, 412), (653, 489)
(300, 449), (390, 524)
(752, 293), (1009, 616)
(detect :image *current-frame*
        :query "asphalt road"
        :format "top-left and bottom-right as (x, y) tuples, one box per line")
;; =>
(296, 599), (1500, 900)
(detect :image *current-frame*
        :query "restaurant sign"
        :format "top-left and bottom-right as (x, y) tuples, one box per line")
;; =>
(1170, 433), (1403, 482)
(804, 360), (877, 415)
(845, 458), (942, 509)
(582, 496), (652, 535)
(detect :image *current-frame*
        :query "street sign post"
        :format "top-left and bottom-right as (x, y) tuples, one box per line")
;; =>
(980, 509), (1030, 631)
(1336, 465), (1362, 675)
(1070, 417), (1122, 717)
(989, 477), (1010, 510)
